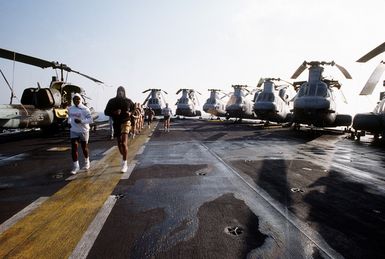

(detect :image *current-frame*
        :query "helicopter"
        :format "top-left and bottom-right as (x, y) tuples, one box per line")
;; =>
(225, 85), (258, 121)
(175, 89), (202, 117)
(352, 42), (385, 140)
(202, 89), (229, 119)
(0, 48), (102, 131)
(290, 61), (353, 129)
(253, 78), (296, 124)
(142, 89), (168, 116)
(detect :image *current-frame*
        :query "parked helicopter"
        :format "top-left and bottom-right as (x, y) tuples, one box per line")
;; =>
(352, 42), (385, 140)
(290, 61), (352, 129)
(202, 89), (229, 119)
(0, 48), (102, 131)
(253, 78), (296, 124)
(175, 89), (202, 117)
(142, 89), (168, 116)
(225, 85), (258, 121)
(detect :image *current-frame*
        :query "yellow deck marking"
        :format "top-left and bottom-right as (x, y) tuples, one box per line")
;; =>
(0, 123), (155, 259)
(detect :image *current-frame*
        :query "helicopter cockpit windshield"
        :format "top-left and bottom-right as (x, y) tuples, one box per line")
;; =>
(227, 95), (244, 105)
(149, 99), (159, 104)
(206, 98), (217, 104)
(179, 98), (189, 104)
(257, 92), (274, 102)
(297, 82), (328, 98)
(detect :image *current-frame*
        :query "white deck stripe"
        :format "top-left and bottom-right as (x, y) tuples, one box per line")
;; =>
(136, 145), (145, 155)
(121, 161), (137, 180)
(0, 197), (49, 234)
(69, 195), (117, 259)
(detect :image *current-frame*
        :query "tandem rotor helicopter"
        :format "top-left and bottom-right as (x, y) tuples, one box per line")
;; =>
(225, 84), (258, 121)
(175, 88), (202, 117)
(142, 88), (168, 116)
(352, 42), (385, 140)
(253, 78), (296, 125)
(0, 48), (103, 131)
(202, 89), (229, 119)
(290, 61), (353, 129)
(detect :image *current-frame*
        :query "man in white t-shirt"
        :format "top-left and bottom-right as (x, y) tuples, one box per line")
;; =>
(67, 93), (93, 174)
(162, 103), (172, 132)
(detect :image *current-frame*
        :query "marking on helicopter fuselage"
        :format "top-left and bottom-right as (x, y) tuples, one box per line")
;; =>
(69, 195), (117, 259)
(0, 197), (49, 234)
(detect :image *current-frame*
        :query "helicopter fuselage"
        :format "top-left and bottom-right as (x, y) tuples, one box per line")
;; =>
(353, 95), (385, 136)
(0, 104), (57, 129)
(225, 87), (256, 119)
(254, 82), (293, 122)
(203, 91), (227, 117)
(176, 90), (201, 117)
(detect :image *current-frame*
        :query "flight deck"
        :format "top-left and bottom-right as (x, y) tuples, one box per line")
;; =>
(0, 119), (384, 258)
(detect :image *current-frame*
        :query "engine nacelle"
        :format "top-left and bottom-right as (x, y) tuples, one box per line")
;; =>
(332, 114), (352, 127)
(353, 113), (382, 132)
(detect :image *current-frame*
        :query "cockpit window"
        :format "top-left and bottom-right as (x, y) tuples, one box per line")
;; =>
(257, 93), (274, 102)
(228, 95), (242, 105)
(179, 98), (189, 104)
(297, 83), (328, 97)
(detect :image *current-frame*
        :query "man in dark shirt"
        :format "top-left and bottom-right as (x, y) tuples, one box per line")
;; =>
(104, 86), (135, 173)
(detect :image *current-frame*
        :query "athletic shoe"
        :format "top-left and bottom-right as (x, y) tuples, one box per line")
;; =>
(83, 158), (90, 170)
(71, 161), (80, 175)
(121, 161), (128, 173)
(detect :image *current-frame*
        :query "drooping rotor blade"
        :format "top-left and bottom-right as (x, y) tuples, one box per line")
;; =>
(357, 42), (385, 63)
(196, 91), (202, 95)
(340, 89), (348, 104)
(334, 63), (352, 79)
(291, 61), (307, 79)
(176, 89), (182, 95)
(256, 78), (264, 88)
(359, 62), (385, 95)
(142, 94), (150, 105)
(70, 69), (103, 84)
(162, 90), (168, 94)
(0, 48), (103, 84)
(0, 48), (54, 68)
(142, 89), (151, 93)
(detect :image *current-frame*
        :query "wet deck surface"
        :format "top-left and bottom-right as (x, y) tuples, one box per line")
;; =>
(0, 119), (385, 258)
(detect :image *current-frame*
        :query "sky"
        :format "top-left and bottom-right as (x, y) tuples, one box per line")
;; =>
(0, 0), (384, 115)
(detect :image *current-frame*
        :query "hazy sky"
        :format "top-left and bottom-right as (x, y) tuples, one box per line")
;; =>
(0, 0), (384, 114)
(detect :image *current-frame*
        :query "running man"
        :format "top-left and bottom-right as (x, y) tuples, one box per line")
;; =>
(162, 103), (172, 132)
(104, 86), (135, 173)
(68, 93), (93, 174)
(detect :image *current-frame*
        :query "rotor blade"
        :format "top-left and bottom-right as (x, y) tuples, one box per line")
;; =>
(335, 63), (352, 79)
(256, 78), (264, 88)
(142, 94), (150, 105)
(142, 89), (151, 93)
(70, 69), (104, 84)
(0, 48), (54, 69)
(176, 89), (182, 95)
(340, 90), (348, 104)
(0, 68), (13, 93)
(359, 62), (385, 95)
(196, 91), (202, 95)
(162, 90), (168, 94)
(357, 42), (385, 63)
(291, 61), (307, 79)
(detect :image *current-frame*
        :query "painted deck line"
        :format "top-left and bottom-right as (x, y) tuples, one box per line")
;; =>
(69, 195), (117, 259)
(0, 197), (49, 235)
(136, 145), (146, 155)
(0, 126), (152, 259)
